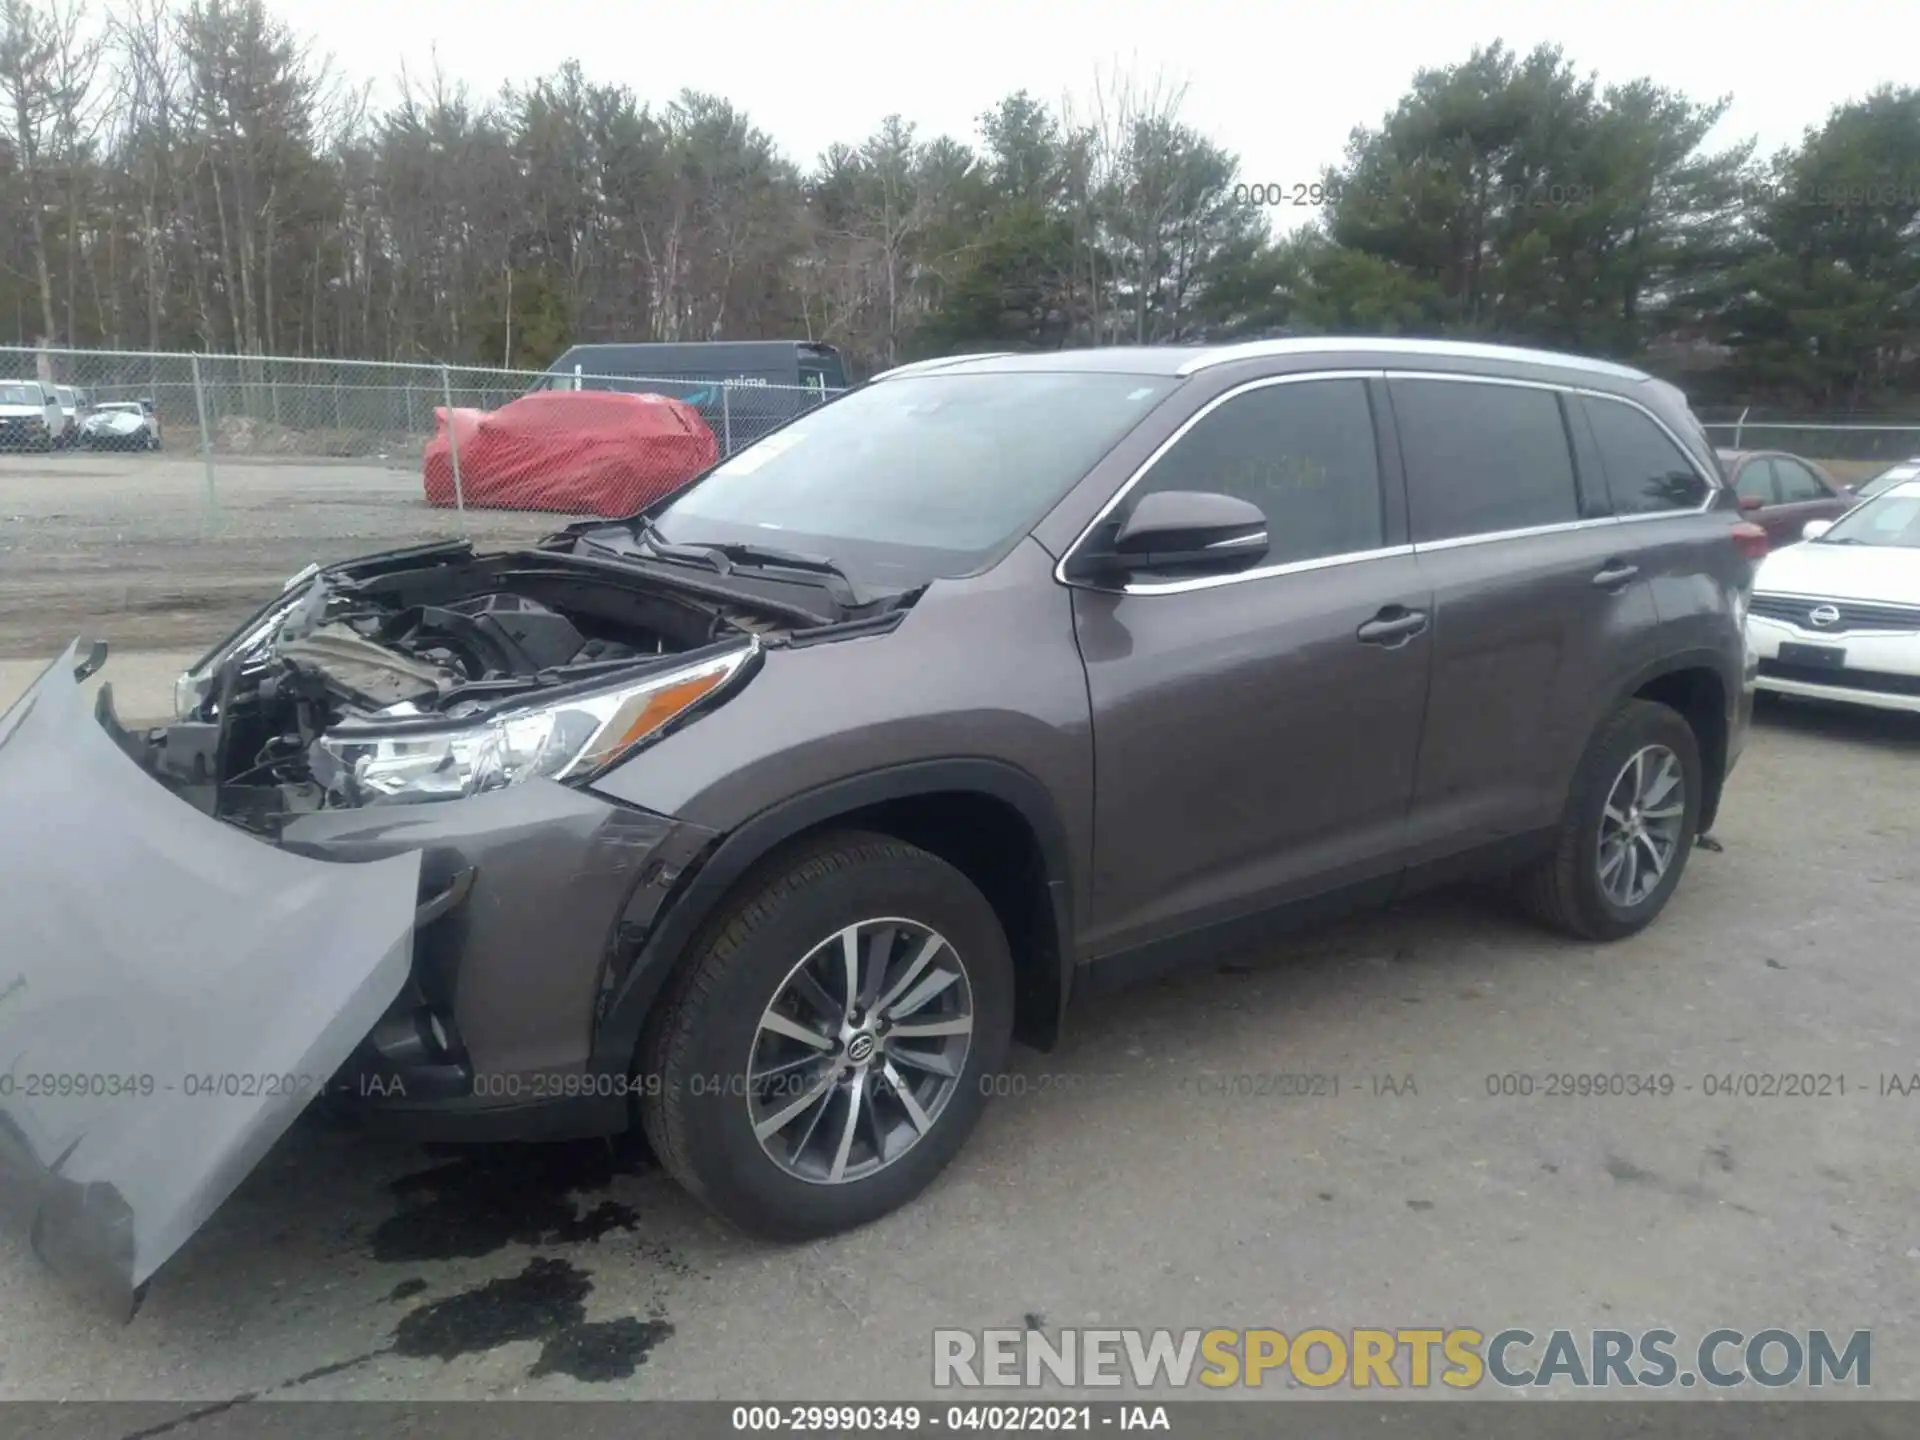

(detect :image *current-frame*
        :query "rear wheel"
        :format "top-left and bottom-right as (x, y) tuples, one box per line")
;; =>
(1516, 699), (1701, 940)
(640, 830), (1014, 1239)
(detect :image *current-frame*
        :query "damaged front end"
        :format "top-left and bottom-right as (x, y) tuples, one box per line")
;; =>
(159, 540), (788, 828)
(2, 543), (829, 1312)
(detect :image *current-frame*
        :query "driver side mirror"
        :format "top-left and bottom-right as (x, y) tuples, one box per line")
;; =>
(1801, 519), (1834, 541)
(1067, 490), (1269, 583)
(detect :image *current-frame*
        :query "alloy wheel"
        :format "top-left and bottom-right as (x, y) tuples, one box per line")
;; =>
(1596, 743), (1686, 908)
(747, 917), (975, 1185)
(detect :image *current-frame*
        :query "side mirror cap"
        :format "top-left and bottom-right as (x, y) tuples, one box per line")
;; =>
(1069, 490), (1269, 582)
(1801, 519), (1834, 541)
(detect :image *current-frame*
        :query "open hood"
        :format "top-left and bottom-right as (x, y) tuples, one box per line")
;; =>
(0, 643), (421, 1316)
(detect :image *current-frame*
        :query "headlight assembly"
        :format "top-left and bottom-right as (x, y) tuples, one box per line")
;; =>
(312, 641), (758, 806)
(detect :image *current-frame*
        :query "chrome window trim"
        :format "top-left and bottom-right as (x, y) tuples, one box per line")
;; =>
(1052, 367), (1722, 596)
(1052, 370), (1391, 593)
(1118, 544), (1417, 596)
(1412, 516), (1622, 553)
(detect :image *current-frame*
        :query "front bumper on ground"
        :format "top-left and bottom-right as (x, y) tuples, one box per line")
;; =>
(0, 644), (419, 1315)
(0, 641), (716, 1311)
(1747, 616), (1920, 714)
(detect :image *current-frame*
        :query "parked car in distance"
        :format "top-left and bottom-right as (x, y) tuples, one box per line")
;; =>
(80, 398), (162, 451)
(2, 337), (1759, 1313)
(52, 386), (84, 447)
(0, 379), (61, 451)
(423, 389), (719, 516)
(531, 340), (849, 447)
(1716, 449), (1854, 547)
(1746, 479), (1920, 714)
(1849, 457), (1920, 501)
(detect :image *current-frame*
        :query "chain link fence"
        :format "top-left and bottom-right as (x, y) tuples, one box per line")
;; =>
(0, 344), (841, 672)
(1697, 412), (1920, 477)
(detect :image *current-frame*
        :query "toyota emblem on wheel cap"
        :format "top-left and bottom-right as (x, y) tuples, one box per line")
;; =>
(1808, 604), (1841, 627)
(846, 1033), (877, 1063)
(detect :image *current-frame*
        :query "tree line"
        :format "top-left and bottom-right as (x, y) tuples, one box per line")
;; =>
(2, 0), (1917, 411)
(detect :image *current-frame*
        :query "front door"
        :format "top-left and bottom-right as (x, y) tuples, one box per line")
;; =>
(1071, 373), (1433, 960)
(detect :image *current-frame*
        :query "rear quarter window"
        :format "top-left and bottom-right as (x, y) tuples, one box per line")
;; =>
(1580, 395), (1711, 515)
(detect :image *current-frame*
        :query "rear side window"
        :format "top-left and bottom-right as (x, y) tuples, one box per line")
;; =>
(1391, 378), (1579, 542)
(1582, 395), (1710, 514)
(1771, 457), (1829, 501)
(1129, 378), (1385, 565)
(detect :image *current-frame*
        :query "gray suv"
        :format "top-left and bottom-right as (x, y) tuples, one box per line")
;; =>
(0, 338), (1760, 1311)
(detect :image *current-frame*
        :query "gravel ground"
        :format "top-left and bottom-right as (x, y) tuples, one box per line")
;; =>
(4, 452), (1919, 1416)
(0, 449), (566, 659)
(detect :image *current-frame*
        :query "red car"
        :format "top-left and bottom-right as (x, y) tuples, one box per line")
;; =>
(1715, 449), (1854, 549)
(425, 389), (719, 517)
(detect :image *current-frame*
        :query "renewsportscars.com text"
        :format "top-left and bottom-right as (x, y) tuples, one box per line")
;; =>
(933, 1327), (1870, 1390)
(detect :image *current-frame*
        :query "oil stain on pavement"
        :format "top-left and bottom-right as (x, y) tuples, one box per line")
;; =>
(371, 1133), (681, 1384)
(391, 1256), (674, 1382)
(371, 1136), (651, 1263)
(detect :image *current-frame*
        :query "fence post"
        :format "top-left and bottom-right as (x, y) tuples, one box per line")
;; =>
(721, 381), (733, 456)
(441, 365), (468, 537)
(189, 353), (218, 512)
(1734, 405), (1749, 451)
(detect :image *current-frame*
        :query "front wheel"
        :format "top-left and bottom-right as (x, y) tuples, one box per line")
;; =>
(640, 831), (1014, 1239)
(1515, 699), (1702, 941)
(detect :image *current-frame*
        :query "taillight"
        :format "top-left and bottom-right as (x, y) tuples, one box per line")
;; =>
(1732, 521), (1769, 561)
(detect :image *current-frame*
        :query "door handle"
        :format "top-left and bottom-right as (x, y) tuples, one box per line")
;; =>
(1592, 560), (1640, 590)
(1356, 607), (1429, 647)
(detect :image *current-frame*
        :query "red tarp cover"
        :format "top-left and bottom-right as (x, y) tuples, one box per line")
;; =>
(423, 389), (719, 517)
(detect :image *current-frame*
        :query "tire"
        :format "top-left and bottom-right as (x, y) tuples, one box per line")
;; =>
(1515, 699), (1702, 941)
(640, 829), (1014, 1240)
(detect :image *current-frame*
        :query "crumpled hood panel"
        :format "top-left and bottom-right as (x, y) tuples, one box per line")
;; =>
(0, 643), (420, 1316)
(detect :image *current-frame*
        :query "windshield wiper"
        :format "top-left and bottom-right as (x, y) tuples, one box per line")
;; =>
(641, 536), (865, 603)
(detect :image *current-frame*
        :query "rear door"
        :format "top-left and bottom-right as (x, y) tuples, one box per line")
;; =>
(1072, 372), (1433, 959)
(1388, 373), (1659, 857)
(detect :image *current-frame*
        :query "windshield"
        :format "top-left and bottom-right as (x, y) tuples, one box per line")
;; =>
(1857, 462), (1920, 498)
(0, 383), (42, 406)
(97, 403), (140, 415)
(647, 370), (1178, 588)
(1816, 485), (1920, 548)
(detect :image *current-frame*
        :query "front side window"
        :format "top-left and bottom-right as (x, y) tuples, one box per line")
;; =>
(1582, 395), (1710, 514)
(651, 370), (1177, 588)
(1123, 378), (1385, 566)
(1733, 460), (1779, 506)
(1391, 378), (1579, 542)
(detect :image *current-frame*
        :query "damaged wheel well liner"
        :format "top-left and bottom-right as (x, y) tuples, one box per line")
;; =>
(591, 760), (1076, 1084)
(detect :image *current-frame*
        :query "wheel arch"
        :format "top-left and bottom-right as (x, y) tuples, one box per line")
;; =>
(592, 759), (1077, 1082)
(1613, 654), (1734, 833)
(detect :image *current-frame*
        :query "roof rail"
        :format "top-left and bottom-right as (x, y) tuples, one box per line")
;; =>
(1175, 336), (1651, 381)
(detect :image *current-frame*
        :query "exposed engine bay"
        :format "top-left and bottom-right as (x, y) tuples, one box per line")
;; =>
(143, 542), (849, 828)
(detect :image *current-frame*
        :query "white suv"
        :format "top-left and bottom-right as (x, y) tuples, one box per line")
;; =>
(0, 379), (62, 451)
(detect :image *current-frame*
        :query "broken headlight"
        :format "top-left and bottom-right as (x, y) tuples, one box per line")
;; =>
(312, 641), (758, 805)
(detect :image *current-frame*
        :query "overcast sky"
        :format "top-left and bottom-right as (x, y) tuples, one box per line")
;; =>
(294, 0), (1903, 229)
